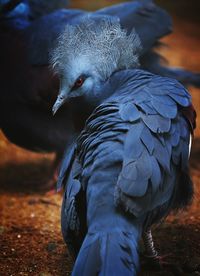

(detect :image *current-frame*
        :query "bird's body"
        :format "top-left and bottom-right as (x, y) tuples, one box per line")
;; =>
(0, 0), (199, 159)
(59, 69), (194, 275)
(51, 17), (196, 274)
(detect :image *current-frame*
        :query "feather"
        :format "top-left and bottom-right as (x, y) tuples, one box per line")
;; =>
(119, 103), (141, 122)
(119, 150), (152, 197)
(169, 93), (190, 107)
(150, 156), (161, 193)
(142, 114), (171, 133)
(57, 143), (76, 191)
(138, 102), (157, 115)
(152, 96), (177, 118)
(140, 127), (154, 154)
(72, 232), (139, 276)
(124, 124), (144, 161)
(153, 138), (171, 173)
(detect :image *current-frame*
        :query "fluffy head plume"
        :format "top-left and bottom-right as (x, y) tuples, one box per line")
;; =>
(51, 16), (142, 80)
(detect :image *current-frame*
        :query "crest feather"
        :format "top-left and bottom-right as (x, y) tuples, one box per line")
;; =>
(51, 16), (142, 79)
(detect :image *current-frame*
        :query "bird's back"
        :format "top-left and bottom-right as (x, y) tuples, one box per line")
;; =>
(60, 69), (195, 275)
(74, 69), (194, 227)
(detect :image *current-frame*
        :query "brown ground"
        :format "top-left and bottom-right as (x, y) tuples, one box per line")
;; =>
(0, 1), (200, 276)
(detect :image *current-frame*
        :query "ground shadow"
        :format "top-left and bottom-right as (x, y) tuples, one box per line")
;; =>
(0, 159), (55, 194)
(140, 223), (200, 275)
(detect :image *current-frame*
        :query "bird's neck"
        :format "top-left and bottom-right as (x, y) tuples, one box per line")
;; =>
(69, 97), (97, 133)
(69, 69), (145, 132)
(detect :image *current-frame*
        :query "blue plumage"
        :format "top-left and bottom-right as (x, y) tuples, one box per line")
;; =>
(58, 68), (194, 274)
(72, 231), (140, 276)
(119, 103), (141, 122)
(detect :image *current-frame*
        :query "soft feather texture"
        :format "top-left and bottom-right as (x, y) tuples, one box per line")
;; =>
(51, 17), (141, 80)
(72, 232), (140, 276)
(60, 69), (195, 274)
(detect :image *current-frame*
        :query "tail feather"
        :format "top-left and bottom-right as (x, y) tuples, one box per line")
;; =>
(72, 232), (139, 276)
(72, 234), (101, 276)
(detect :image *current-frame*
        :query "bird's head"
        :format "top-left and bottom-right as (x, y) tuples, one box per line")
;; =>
(51, 16), (141, 115)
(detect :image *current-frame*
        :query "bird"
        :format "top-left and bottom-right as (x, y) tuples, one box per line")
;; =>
(0, 0), (73, 187)
(0, 0), (199, 187)
(51, 17), (196, 275)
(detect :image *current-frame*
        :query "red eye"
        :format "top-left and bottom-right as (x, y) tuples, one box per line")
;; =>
(76, 78), (84, 86)
(73, 77), (84, 90)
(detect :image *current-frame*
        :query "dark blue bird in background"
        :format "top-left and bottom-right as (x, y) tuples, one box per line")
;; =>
(51, 17), (196, 275)
(0, 0), (199, 187)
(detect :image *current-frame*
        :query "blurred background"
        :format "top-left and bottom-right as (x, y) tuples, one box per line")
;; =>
(0, 1), (200, 275)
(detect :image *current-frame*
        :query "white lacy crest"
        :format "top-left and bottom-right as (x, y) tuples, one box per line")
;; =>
(51, 16), (142, 80)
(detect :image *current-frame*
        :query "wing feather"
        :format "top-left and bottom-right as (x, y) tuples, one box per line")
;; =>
(115, 71), (192, 217)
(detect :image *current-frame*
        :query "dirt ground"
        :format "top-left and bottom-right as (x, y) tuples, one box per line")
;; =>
(0, 1), (200, 276)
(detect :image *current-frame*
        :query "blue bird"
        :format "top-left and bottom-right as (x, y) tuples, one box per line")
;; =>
(0, 0), (198, 187)
(52, 18), (196, 275)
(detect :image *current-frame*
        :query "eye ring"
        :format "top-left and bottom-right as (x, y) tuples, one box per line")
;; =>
(72, 75), (87, 91)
